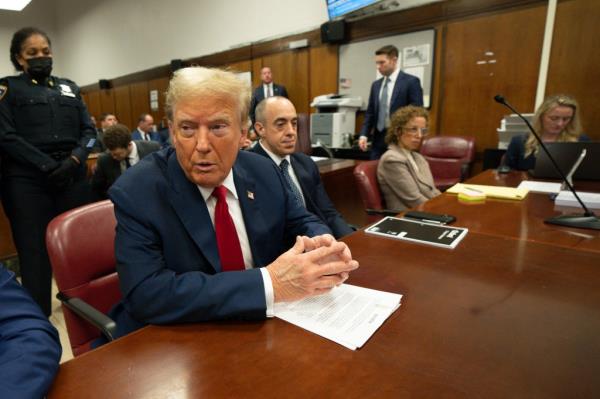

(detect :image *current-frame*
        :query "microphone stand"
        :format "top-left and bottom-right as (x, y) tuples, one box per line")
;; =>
(494, 95), (600, 230)
(316, 139), (334, 159)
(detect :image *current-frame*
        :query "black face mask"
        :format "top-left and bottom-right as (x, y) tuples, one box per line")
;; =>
(26, 56), (53, 80)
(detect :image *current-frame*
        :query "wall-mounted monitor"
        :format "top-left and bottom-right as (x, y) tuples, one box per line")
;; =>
(326, 0), (379, 20)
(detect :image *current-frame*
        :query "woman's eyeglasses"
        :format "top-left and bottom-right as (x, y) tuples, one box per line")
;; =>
(402, 126), (429, 136)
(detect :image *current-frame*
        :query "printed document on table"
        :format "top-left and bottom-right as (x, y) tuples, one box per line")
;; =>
(274, 284), (402, 350)
(517, 180), (562, 194)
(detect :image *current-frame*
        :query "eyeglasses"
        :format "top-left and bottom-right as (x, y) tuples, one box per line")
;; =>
(402, 126), (429, 136)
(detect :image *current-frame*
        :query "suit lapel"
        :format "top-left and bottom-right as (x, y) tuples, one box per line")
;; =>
(110, 158), (122, 181)
(290, 155), (310, 199)
(166, 154), (221, 272)
(389, 72), (403, 110)
(233, 161), (264, 265)
(256, 86), (265, 102)
(374, 77), (383, 116)
(290, 155), (320, 218)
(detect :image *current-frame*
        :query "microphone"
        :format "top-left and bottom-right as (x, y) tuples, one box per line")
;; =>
(494, 95), (600, 230)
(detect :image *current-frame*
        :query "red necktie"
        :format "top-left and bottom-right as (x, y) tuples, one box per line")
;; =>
(212, 186), (245, 272)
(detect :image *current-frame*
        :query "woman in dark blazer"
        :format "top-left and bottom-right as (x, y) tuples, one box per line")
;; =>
(505, 94), (588, 170)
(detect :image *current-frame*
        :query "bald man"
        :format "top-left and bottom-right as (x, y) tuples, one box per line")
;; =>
(251, 96), (353, 239)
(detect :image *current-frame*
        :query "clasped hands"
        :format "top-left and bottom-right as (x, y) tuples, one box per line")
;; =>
(267, 234), (359, 303)
(47, 156), (78, 189)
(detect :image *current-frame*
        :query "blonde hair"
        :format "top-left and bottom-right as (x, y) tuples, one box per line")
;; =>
(525, 94), (582, 157)
(385, 105), (429, 146)
(165, 66), (250, 125)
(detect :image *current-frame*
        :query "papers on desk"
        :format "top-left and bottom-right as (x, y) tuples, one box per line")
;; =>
(555, 191), (600, 209)
(517, 180), (562, 194)
(447, 183), (529, 200)
(365, 216), (468, 249)
(274, 284), (402, 350)
(310, 156), (329, 163)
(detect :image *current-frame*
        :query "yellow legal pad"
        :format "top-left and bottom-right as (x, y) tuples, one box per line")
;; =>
(447, 183), (529, 201)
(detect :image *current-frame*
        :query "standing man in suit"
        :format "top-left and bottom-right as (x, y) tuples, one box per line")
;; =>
(131, 113), (161, 142)
(358, 45), (424, 160)
(0, 265), (61, 398)
(103, 67), (358, 341)
(249, 66), (288, 126)
(91, 123), (160, 199)
(251, 96), (354, 239)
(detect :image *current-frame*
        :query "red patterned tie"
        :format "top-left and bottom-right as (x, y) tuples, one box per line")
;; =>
(212, 185), (245, 271)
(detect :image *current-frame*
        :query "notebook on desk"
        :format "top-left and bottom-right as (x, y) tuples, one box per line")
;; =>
(529, 142), (600, 181)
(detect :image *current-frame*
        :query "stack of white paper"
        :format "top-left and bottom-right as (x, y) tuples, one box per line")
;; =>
(274, 284), (402, 350)
(555, 191), (600, 209)
(517, 180), (562, 194)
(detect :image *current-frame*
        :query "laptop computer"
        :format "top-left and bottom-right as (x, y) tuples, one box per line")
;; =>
(529, 142), (600, 181)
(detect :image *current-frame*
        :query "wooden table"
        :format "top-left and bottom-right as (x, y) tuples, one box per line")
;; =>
(48, 230), (600, 398)
(419, 169), (600, 253)
(48, 169), (600, 397)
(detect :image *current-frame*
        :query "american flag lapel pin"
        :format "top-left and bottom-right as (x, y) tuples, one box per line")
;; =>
(247, 190), (254, 200)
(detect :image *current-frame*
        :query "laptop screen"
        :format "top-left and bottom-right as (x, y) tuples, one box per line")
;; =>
(529, 141), (600, 181)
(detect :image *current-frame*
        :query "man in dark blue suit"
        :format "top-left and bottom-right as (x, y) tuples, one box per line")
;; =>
(0, 265), (61, 398)
(358, 45), (424, 159)
(251, 96), (353, 239)
(131, 113), (161, 143)
(106, 67), (358, 340)
(249, 66), (288, 126)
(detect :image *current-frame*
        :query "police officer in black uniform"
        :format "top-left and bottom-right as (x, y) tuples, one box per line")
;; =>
(0, 27), (96, 316)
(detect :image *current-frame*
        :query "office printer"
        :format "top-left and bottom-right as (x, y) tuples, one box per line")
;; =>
(310, 94), (362, 148)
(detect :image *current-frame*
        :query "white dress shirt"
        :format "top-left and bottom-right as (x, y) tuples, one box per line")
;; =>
(196, 171), (274, 317)
(120, 141), (141, 172)
(263, 83), (273, 99)
(379, 67), (400, 128)
(137, 127), (150, 141)
(128, 141), (140, 166)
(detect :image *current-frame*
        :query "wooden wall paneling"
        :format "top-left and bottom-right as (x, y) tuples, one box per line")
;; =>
(113, 85), (133, 130)
(129, 81), (150, 131)
(262, 50), (310, 114)
(546, 0), (600, 140)
(252, 58), (263, 88)
(225, 60), (252, 72)
(148, 77), (169, 127)
(438, 4), (546, 153)
(84, 91), (102, 121)
(309, 45), (339, 113)
(347, 0), (545, 43)
(99, 89), (116, 117)
(187, 47), (252, 68)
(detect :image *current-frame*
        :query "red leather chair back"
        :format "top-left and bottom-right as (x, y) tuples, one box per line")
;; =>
(353, 160), (385, 223)
(420, 135), (476, 190)
(46, 200), (121, 356)
(295, 113), (312, 155)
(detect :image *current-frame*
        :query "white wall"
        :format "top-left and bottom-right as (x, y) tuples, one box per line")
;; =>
(54, 0), (329, 86)
(0, 1), (58, 77)
(2, 0), (441, 86)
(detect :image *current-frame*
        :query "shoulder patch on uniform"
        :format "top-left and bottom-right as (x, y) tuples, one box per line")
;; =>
(0, 84), (7, 101)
